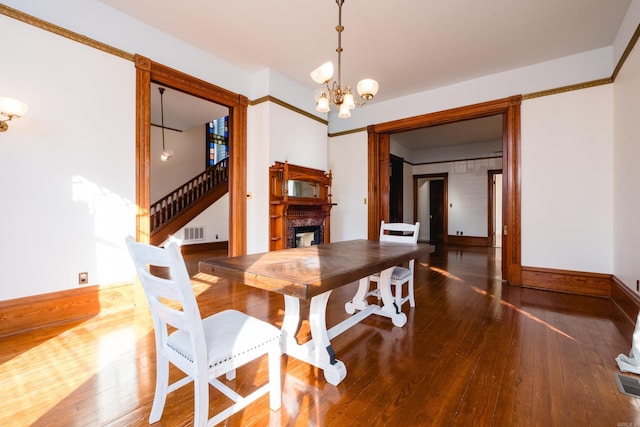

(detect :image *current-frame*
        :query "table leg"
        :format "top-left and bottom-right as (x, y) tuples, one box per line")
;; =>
(281, 293), (347, 386)
(376, 267), (408, 327)
(344, 277), (370, 314)
(345, 267), (407, 327)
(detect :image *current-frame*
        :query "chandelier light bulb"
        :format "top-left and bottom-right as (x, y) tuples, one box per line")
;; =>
(310, 62), (334, 85)
(357, 79), (379, 100)
(316, 93), (331, 113)
(338, 102), (351, 118)
(343, 91), (356, 110)
(0, 97), (29, 118)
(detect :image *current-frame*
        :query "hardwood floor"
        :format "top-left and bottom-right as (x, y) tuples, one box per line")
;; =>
(2, 245), (639, 426)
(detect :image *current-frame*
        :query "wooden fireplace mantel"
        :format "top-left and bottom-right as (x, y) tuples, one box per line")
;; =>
(269, 161), (334, 251)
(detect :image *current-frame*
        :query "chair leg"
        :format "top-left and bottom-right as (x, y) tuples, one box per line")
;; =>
(408, 276), (415, 307)
(268, 344), (282, 411)
(225, 368), (236, 381)
(193, 376), (209, 427)
(149, 356), (169, 423)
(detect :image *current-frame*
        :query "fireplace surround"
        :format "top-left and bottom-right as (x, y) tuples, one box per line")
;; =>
(269, 161), (334, 251)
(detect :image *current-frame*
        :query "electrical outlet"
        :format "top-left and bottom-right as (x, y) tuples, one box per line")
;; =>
(79, 272), (88, 285)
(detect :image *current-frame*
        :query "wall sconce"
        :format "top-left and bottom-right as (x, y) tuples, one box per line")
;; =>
(0, 97), (28, 132)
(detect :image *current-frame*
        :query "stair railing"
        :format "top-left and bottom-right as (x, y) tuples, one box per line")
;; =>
(150, 158), (228, 233)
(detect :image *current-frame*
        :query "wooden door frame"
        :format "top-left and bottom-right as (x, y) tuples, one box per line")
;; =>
(134, 55), (248, 255)
(413, 173), (448, 244)
(368, 96), (522, 285)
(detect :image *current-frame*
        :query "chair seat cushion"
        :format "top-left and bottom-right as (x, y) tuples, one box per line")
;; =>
(371, 266), (412, 282)
(167, 309), (280, 367)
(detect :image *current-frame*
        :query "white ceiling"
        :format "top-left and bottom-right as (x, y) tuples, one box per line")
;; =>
(114, 0), (630, 154)
(150, 83), (228, 132)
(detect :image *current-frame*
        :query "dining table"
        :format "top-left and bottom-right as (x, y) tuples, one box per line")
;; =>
(198, 239), (434, 385)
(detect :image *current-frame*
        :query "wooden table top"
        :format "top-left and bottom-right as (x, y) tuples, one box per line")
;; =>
(198, 239), (434, 299)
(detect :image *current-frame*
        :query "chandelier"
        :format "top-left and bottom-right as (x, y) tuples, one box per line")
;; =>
(310, 0), (379, 118)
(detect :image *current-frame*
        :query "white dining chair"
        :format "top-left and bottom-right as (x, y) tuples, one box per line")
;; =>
(368, 221), (421, 310)
(125, 236), (281, 427)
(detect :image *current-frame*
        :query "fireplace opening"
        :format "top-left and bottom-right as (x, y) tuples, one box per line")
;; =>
(293, 225), (321, 248)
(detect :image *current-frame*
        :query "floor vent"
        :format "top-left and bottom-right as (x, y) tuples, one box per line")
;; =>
(614, 373), (640, 398)
(183, 226), (205, 242)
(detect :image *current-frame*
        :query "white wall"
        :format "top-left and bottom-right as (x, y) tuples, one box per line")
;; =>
(247, 103), (272, 255)
(521, 85), (614, 273)
(613, 31), (640, 292)
(179, 193), (230, 244)
(150, 124), (207, 202)
(0, 14), (136, 299)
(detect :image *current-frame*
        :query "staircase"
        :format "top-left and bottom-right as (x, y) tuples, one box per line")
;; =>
(150, 158), (228, 246)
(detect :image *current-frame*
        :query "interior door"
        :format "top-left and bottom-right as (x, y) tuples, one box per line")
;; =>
(429, 179), (444, 243)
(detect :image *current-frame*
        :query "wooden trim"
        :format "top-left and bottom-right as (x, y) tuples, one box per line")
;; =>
(0, 4), (134, 62)
(611, 275), (640, 324)
(250, 95), (328, 125)
(368, 96), (522, 285)
(135, 55), (247, 255)
(180, 241), (229, 255)
(612, 23), (640, 81)
(328, 127), (368, 138)
(523, 78), (612, 100)
(447, 235), (488, 247)
(0, 282), (136, 338)
(521, 266), (611, 297)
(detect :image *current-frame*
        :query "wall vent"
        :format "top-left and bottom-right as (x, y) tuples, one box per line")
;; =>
(183, 226), (205, 242)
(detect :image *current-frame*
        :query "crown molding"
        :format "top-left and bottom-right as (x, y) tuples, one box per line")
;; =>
(0, 4), (134, 62)
(250, 95), (328, 125)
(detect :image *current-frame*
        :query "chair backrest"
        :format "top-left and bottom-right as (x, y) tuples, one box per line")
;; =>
(125, 236), (206, 361)
(379, 221), (420, 244)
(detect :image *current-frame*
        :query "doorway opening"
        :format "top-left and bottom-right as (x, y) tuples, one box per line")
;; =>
(414, 173), (448, 244)
(367, 96), (522, 285)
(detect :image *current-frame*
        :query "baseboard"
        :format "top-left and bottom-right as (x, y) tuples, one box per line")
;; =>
(180, 240), (228, 255)
(611, 275), (640, 324)
(447, 235), (489, 247)
(0, 281), (138, 338)
(521, 266), (611, 297)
